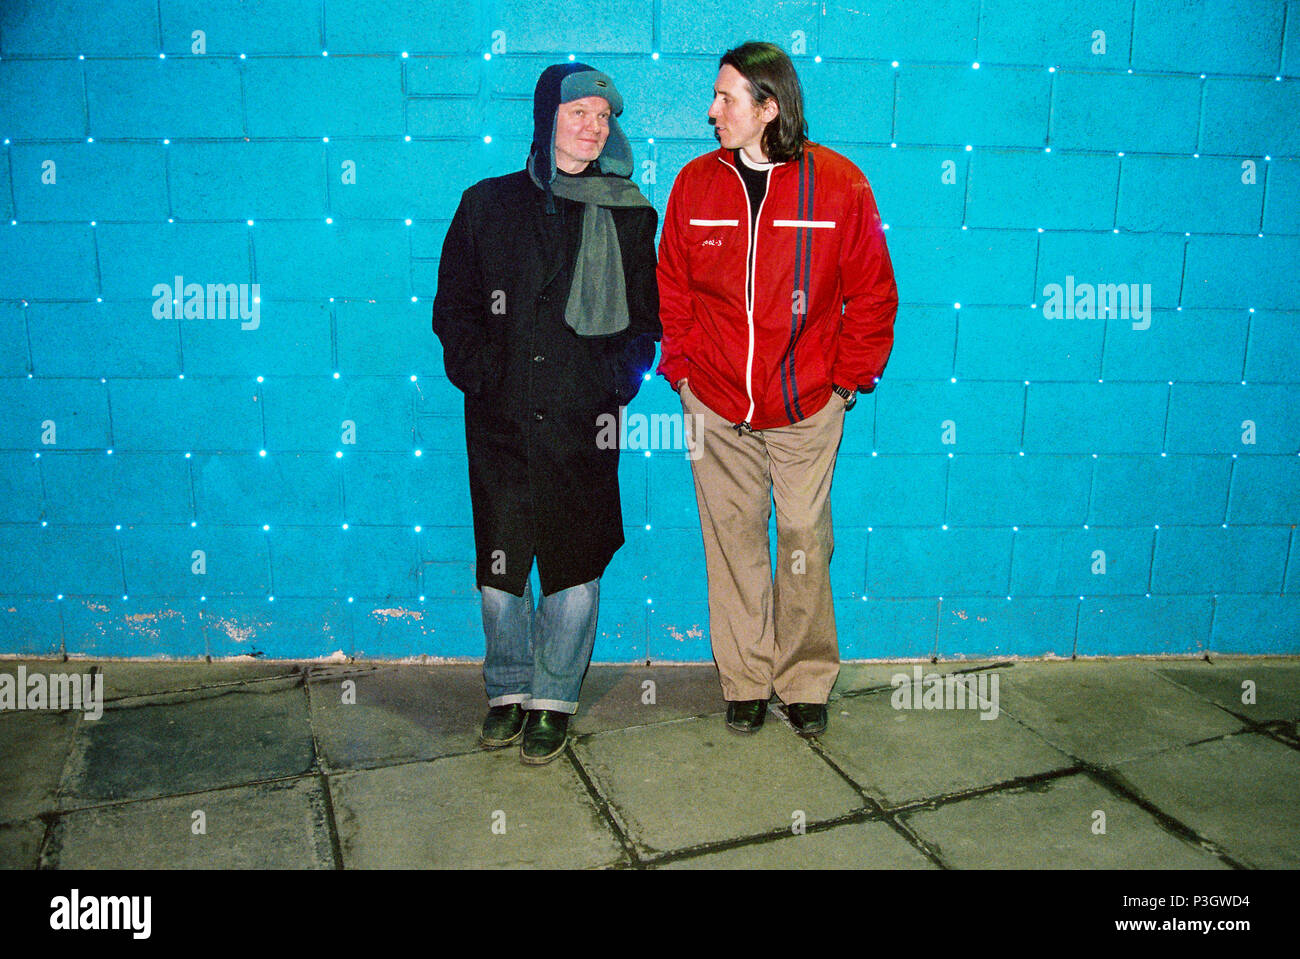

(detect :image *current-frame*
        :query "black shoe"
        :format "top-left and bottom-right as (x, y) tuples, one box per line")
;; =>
(725, 699), (767, 733)
(479, 704), (526, 749)
(786, 702), (828, 737)
(520, 709), (570, 765)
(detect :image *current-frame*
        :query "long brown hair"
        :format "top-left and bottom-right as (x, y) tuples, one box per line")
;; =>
(719, 41), (809, 163)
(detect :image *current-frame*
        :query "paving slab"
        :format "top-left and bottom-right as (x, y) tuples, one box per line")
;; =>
(574, 664), (724, 733)
(1110, 732), (1300, 869)
(307, 664), (483, 770)
(982, 661), (1245, 765)
(814, 686), (1075, 808)
(328, 750), (624, 869)
(0, 821), (46, 869)
(903, 772), (1230, 869)
(44, 776), (334, 869)
(60, 684), (315, 806)
(571, 716), (864, 858)
(1154, 660), (1300, 724)
(0, 711), (80, 824)
(831, 661), (1002, 697)
(658, 819), (938, 869)
(88, 660), (304, 701)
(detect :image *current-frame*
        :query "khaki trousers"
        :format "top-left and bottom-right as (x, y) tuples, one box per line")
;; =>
(680, 382), (845, 704)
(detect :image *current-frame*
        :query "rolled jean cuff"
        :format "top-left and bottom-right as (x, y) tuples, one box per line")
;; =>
(526, 697), (578, 714)
(488, 693), (530, 708)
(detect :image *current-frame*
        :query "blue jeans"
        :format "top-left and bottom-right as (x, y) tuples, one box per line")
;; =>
(481, 576), (600, 714)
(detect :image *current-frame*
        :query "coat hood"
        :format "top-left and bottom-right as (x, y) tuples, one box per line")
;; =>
(528, 62), (634, 188)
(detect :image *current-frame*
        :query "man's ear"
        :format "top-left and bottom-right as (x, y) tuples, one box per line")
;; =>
(760, 97), (780, 124)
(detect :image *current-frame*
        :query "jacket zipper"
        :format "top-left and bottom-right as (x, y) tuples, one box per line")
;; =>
(721, 155), (770, 432)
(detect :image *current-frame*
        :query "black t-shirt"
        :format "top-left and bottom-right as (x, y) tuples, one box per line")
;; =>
(733, 150), (770, 232)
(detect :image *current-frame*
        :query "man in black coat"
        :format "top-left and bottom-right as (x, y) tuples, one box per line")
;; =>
(431, 63), (660, 764)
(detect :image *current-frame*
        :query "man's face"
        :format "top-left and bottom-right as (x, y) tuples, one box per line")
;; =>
(553, 96), (611, 174)
(708, 64), (779, 161)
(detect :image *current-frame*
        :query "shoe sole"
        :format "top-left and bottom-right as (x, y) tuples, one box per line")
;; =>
(725, 720), (764, 734)
(478, 729), (525, 749)
(791, 723), (826, 737)
(519, 738), (567, 765)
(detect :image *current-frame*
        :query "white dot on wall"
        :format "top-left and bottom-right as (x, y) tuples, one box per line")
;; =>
(891, 61), (899, 68)
(326, 217), (333, 224)
(652, 52), (659, 60)
(405, 218), (412, 225)
(414, 449), (422, 456)
(335, 450), (342, 458)
(322, 136), (329, 143)
(972, 62), (980, 69)
(404, 135), (411, 142)
(483, 52), (491, 60)
(402, 52), (409, 58)
(484, 135), (492, 144)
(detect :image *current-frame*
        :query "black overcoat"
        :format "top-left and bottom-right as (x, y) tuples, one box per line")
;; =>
(431, 168), (660, 596)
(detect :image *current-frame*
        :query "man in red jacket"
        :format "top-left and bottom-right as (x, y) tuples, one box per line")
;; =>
(657, 41), (898, 737)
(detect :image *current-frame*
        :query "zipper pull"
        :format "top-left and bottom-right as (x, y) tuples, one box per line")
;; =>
(731, 420), (753, 435)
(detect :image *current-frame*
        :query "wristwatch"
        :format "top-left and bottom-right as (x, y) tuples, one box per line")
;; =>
(832, 384), (857, 410)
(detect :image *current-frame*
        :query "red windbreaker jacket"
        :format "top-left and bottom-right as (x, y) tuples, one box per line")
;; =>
(656, 143), (898, 430)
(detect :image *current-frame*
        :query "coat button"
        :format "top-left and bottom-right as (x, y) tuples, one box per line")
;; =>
(533, 354), (545, 363)
(538, 294), (550, 303)
(533, 410), (545, 421)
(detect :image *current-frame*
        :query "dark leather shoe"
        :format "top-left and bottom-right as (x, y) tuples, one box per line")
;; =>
(479, 704), (526, 749)
(520, 709), (569, 765)
(725, 699), (767, 733)
(786, 702), (828, 737)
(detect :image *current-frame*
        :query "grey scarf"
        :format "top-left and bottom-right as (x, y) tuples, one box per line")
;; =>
(529, 156), (652, 337)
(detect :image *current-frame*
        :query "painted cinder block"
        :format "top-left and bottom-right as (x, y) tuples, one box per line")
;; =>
(0, 224), (98, 300)
(120, 523), (269, 595)
(342, 451), (471, 526)
(21, 525), (124, 597)
(0, 378), (110, 451)
(268, 525), (420, 599)
(181, 300), (332, 378)
(1101, 309), (1248, 383)
(1183, 236), (1300, 311)
(966, 149), (1119, 231)
(1035, 231), (1184, 311)
(1088, 455), (1231, 526)
(0, 452), (42, 523)
(263, 376), (414, 452)
(346, 299), (445, 378)
(617, 452), (649, 528)
(407, 98), (481, 141)
(1022, 382), (1168, 454)
(886, 227), (1038, 304)
(161, 0), (321, 56)
(0, 598), (64, 657)
(838, 391), (877, 456)
(29, 300), (176, 379)
(1211, 595), (1300, 654)
(352, 596), (479, 659)
(630, 526), (708, 601)
(0, 159), (11, 221)
(0, 0), (158, 56)
(1151, 525), (1289, 594)
(833, 453), (948, 528)
(1166, 383), (1299, 454)
(848, 597), (938, 659)
(62, 596), (206, 658)
(647, 453), (701, 530)
(253, 220), (409, 300)
(1075, 595), (1214, 656)
(85, 59), (243, 138)
(109, 377), (260, 451)
(326, 0), (479, 54)
(11, 142), (167, 222)
(1202, 78), (1300, 156)
(647, 599), (711, 661)
(867, 527), (1014, 596)
(821, 0), (979, 62)
(406, 55), (483, 97)
(0, 525), (55, 595)
(191, 451), (342, 526)
(414, 410), (465, 455)
(41, 451), (190, 525)
(1262, 159), (1300, 235)
(977, 0), (1133, 70)
(660, 0), (819, 56)
(1050, 72), (1201, 153)
(1010, 526), (1154, 596)
(1116, 156), (1263, 235)
(801, 62), (896, 145)
(875, 380), (1025, 453)
(896, 65), (1050, 148)
(243, 58), (403, 137)
(96, 222), (250, 301)
(1244, 310), (1300, 384)
(169, 141), (327, 221)
(203, 595), (350, 658)
(947, 454), (1091, 526)
(936, 595), (1077, 658)
(1131, 0), (1284, 76)
(887, 305), (958, 379)
(592, 597), (648, 661)
(494, 0), (653, 54)
(0, 60), (85, 139)
(956, 305), (1104, 381)
(842, 147), (966, 229)
(1226, 455), (1300, 525)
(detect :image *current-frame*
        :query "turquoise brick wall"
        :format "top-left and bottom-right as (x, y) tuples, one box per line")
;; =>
(0, 0), (1296, 660)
